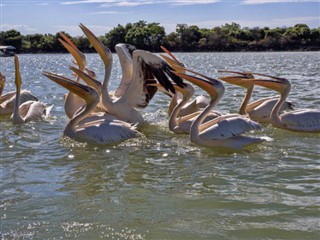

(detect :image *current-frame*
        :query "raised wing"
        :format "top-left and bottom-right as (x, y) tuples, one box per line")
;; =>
(120, 50), (185, 108)
(20, 101), (47, 122)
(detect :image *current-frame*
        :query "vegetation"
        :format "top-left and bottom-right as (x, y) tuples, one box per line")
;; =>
(1, 21), (319, 53)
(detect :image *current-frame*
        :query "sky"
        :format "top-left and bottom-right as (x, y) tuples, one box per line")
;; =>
(0, 0), (319, 36)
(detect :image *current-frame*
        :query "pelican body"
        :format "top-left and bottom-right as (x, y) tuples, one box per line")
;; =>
(43, 71), (141, 144)
(241, 73), (320, 132)
(218, 70), (294, 123)
(0, 71), (38, 116)
(78, 24), (184, 124)
(173, 69), (265, 149)
(160, 45), (209, 117)
(11, 55), (51, 124)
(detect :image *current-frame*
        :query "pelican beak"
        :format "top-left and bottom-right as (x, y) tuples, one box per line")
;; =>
(43, 71), (92, 100)
(240, 72), (289, 94)
(218, 76), (254, 89)
(218, 69), (252, 76)
(160, 54), (185, 72)
(59, 33), (86, 70)
(160, 46), (185, 72)
(244, 78), (289, 94)
(160, 46), (180, 63)
(69, 66), (102, 94)
(172, 71), (222, 99)
(85, 68), (97, 79)
(14, 55), (22, 90)
(0, 72), (5, 94)
(79, 23), (111, 67)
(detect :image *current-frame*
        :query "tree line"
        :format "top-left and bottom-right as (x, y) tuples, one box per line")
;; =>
(1, 21), (319, 53)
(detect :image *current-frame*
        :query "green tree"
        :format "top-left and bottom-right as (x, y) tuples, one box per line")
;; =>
(0, 29), (23, 51)
(105, 24), (129, 50)
(125, 21), (165, 51)
(176, 24), (202, 51)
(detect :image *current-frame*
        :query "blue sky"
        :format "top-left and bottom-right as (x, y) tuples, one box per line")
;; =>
(1, 0), (319, 36)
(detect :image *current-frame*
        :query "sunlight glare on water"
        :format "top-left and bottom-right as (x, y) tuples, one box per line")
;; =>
(1, 52), (320, 239)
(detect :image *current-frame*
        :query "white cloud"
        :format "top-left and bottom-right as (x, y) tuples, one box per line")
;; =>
(87, 11), (119, 14)
(241, 0), (319, 4)
(0, 23), (38, 33)
(170, 0), (220, 5)
(51, 24), (113, 36)
(100, 1), (155, 7)
(36, 3), (50, 6)
(61, 0), (220, 6)
(61, 0), (129, 5)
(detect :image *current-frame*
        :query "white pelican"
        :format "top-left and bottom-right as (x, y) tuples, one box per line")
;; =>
(218, 70), (294, 123)
(12, 55), (52, 124)
(78, 23), (184, 123)
(43, 71), (141, 144)
(149, 82), (220, 134)
(58, 32), (90, 118)
(160, 46), (209, 117)
(240, 73), (320, 132)
(173, 69), (266, 149)
(0, 71), (38, 116)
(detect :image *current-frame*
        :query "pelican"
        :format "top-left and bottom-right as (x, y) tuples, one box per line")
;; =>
(160, 46), (209, 117)
(58, 32), (91, 118)
(11, 55), (52, 124)
(173, 69), (266, 149)
(0, 71), (38, 116)
(149, 82), (220, 134)
(78, 23), (184, 123)
(43, 71), (141, 144)
(218, 70), (294, 123)
(240, 73), (320, 132)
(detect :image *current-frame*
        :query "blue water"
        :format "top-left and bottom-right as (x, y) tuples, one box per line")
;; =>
(1, 52), (319, 239)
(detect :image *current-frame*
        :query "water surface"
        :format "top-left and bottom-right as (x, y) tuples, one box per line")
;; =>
(1, 52), (319, 239)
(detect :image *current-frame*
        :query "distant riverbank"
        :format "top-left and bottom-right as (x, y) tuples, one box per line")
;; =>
(1, 22), (319, 53)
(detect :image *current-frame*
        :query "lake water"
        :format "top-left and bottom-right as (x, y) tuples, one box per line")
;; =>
(1, 52), (319, 239)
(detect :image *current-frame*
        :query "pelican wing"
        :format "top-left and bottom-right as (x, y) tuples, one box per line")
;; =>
(280, 110), (320, 132)
(199, 116), (262, 140)
(19, 100), (47, 122)
(1, 90), (38, 109)
(247, 96), (294, 119)
(120, 50), (184, 108)
(0, 90), (16, 104)
(71, 119), (141, 144)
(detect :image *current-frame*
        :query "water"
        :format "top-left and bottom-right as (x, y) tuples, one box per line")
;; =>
(1, 52), (319, 239)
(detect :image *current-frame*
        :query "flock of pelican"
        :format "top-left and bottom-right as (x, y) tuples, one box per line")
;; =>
(1, 24), (319, 149)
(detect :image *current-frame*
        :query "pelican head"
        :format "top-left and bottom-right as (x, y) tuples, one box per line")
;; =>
(173, 83), (195, 100)
(116, 43), (136, 56)
(43, 71), (99, 104)
(242, 72), (291, 95)
(172, 71), (224, 103)
(160, 46), (185, 73)
(79, 23), (112, 67)
(218, 70), (254, 88)
(59, 32), (87, 70)
(0, 72), (6, 96)
(69, 66), (102, 95)
(115, 43), (134, 73)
